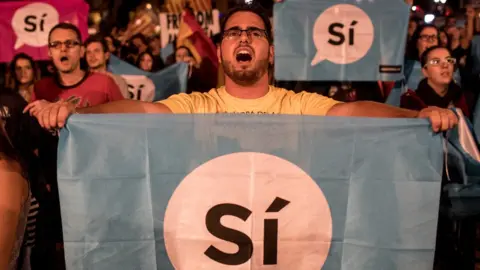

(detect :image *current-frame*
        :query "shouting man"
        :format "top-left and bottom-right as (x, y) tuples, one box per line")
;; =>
(33, 23), (124, 108)
(27, 6), (457, 132)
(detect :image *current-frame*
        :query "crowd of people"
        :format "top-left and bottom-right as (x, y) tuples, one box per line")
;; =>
(0, 2), (478, 269)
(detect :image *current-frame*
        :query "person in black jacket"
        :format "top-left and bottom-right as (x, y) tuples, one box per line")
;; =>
(0, 89), (62, 269)
(0, 117), (29, 270)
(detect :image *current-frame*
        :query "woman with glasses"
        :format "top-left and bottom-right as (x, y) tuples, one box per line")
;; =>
(401, 46), (470, 116)
(404, 25), (441, 89)
(408, 25), (440, 60)
(0, 117), (29, 269)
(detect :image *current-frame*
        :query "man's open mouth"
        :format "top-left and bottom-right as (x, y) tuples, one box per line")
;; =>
(235, 49), (253, 63)
(440, 71), (450, 77)
(60, 56), (69, 63)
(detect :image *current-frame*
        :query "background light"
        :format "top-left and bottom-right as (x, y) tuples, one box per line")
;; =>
(439, 0), (446, 3)
(412, 6), (417, 11)
(424, 14), (435, 23)
(146, 3), (152, 9)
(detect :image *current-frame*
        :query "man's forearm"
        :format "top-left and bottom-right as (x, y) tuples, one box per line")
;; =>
(77, 100), (171, 114)
(327, 101), (419, 118)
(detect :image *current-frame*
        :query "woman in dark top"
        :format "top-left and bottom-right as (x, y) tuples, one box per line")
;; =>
(401, 46), (470, 117)
(0, 89), (59, 269)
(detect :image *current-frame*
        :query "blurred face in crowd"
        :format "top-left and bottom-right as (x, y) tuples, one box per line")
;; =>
(149, 37), (161, 54)
(139, 53), (153, 72)
(14, 58), (34, 85)
(422, 48), (455, 89)
(105, 36), (116, 53)
(439, 31), (448, 47)
(86, 42), (109, 71)
(132, 37), (148, 53)
(446, 25), (460, 40)
(417, 27), (438, 58)
(219, 11), (273, 86)
(459, 27), (466, 39)
(446, 17), (456, 28)
(175, 47), (195, 65)
(48, 28), (84, 74)
(408, 20), (417, 38)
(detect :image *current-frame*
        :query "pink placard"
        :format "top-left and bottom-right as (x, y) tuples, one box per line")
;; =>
(0, 0), (89, 63)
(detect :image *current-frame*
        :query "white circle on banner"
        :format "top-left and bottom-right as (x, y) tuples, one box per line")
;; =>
(164, 152), (332, 270)
(311, 4), (374, 65)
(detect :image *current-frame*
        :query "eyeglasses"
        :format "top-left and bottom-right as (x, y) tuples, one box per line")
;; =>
(48, 40), (81, 50)
(223, 27), (268, 40)
(425, 57), (456, 67)
(419, 35), (438, 42)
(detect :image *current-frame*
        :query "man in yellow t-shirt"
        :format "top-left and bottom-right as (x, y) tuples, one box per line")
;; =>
(26, 4), (457, 133)
(159, 85), (339, 115)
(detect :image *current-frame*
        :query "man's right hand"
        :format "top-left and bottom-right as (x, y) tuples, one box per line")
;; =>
(24, 100), (75, 130)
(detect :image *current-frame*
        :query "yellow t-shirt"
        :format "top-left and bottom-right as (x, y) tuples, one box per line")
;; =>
(158, 85), (341, 115)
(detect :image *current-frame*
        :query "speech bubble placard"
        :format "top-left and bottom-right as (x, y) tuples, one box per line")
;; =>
(121, 75), (156, 102)
(311, 4), (374, 66)
(11, 2), (59, 49)
(164, 152), (332, 269)
(274, 0), (409, 81)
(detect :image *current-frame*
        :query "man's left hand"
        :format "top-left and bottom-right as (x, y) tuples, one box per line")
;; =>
(418, 106), (458, 132)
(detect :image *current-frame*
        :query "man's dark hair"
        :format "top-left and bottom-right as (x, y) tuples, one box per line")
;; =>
(131, 33), (148, 46)
(420, 45), (451, 67)
(220, 4), (273, 43)
(48, 22), (82, 43)
(84, 34), (108, 53)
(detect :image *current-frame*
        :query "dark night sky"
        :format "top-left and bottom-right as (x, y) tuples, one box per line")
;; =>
(415, 0), (462, 12)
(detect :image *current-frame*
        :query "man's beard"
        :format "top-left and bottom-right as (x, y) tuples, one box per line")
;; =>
(222, 57), (270, 86)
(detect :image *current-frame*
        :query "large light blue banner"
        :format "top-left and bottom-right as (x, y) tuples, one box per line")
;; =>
(108, 55), (188, 101)
(274, 0), (410, 81)
(58, 115), (443, 270)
